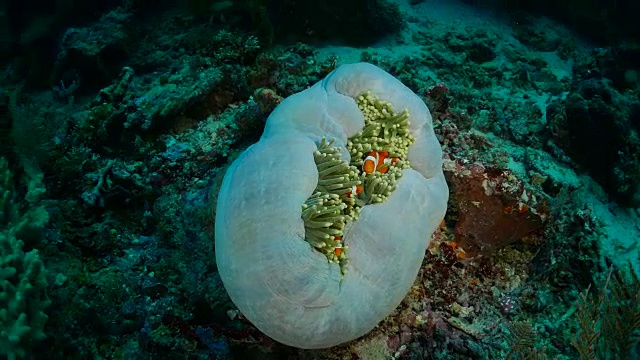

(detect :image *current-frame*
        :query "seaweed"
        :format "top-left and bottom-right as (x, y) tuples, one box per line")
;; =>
(572, 261), (640, 360)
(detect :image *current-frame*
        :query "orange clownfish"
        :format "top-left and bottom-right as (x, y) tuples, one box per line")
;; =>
(334, 236), (343, 257)
(346, 184), (364, 198)
(362, 151), (398, 174)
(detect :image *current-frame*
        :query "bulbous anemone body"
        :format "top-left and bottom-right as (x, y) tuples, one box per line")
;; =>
(214, 63), (448, 349)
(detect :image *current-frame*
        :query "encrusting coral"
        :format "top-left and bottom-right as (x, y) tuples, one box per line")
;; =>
(214, 63), (448, 349)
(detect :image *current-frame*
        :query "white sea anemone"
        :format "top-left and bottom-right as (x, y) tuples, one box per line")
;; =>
(214, 63), (448, 349)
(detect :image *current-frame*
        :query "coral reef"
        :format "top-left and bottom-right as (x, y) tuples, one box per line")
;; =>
(547, 51), (640, 206)
(445, 159), (549, 257)
(0, 158), (49, 360)
(0, 1), (637, 358)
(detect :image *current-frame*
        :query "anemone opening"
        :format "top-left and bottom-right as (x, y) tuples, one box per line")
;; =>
(301, 92), (415, 274)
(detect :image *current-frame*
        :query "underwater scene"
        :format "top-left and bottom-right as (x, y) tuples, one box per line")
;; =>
(1, 0), (640, 359)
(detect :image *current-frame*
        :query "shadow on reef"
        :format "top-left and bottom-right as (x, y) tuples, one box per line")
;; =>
(461, 0), (640, 43)
(546, 45), (640, 206)
(1, 0), (403, 90)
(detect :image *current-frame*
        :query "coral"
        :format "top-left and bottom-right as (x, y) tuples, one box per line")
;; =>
(253, 87), (282, 113)
(532, 189), (602, 295)
(353, 335), (392, 359)
(572, 262), (640, 359)
(505, 321), (551, 359)
(0, 235), (49, 359)
(0, 158), (49, 360)
(444, 159), (549, 257)
(78, 60), (225, 148)
(214, 63), (448, 349)
(53, 8), (133, 89)
(551, 72), (640, 206)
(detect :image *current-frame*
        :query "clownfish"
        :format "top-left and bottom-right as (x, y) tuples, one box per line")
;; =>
(362, 151), (399, 174)
(334, 247), (343, 257)
(345, 184), (364, 198)
(334, 236), (343, 257)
